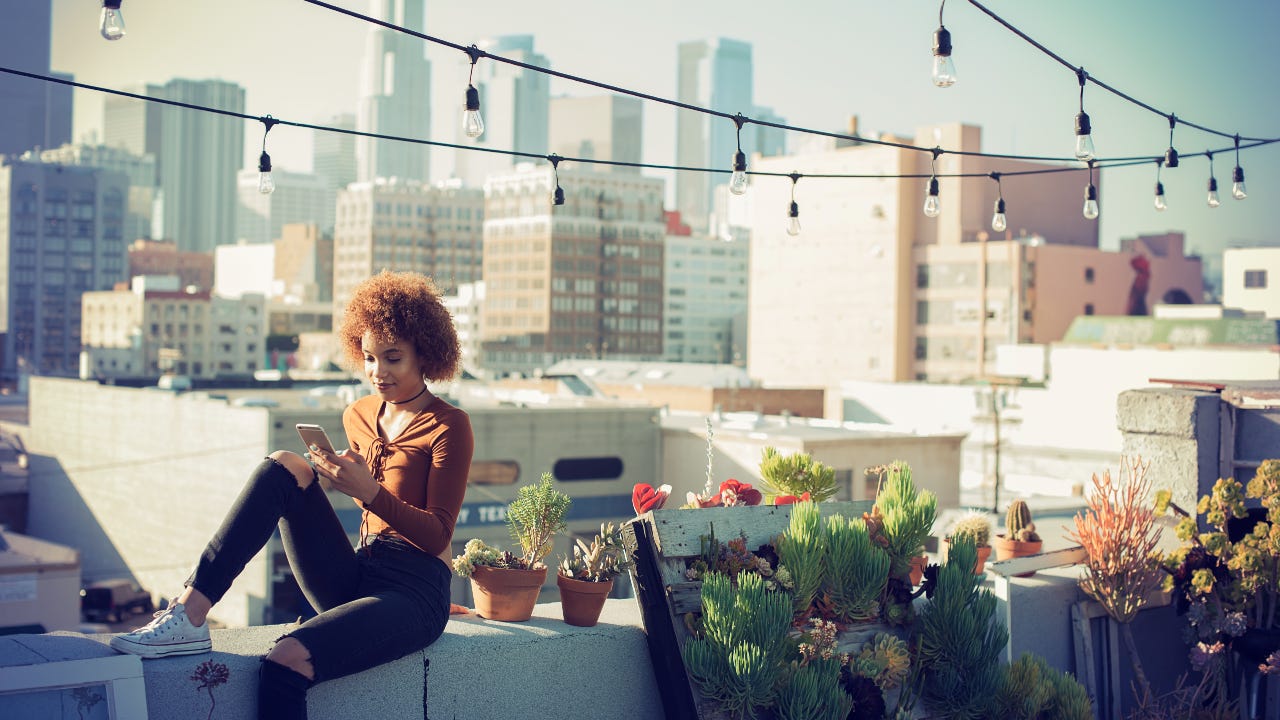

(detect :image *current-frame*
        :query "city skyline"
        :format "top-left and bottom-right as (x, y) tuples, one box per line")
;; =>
(41, 0), (1280, 259)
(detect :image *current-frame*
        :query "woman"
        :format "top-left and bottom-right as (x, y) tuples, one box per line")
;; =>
(111, 271), (473, 719)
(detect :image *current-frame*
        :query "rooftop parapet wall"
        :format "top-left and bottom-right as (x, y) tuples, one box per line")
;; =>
(0, 600), (662, 720)
(1117, 387), (1220, 511)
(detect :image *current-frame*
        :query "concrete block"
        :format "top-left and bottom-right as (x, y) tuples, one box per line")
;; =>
(1115, 388), (1218, 439)
(1121, 433), (1216, 512)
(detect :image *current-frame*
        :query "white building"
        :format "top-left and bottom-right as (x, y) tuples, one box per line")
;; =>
(214, 242), (278, 300)
(356, 0), (431, 183)
(444, 281), (485, 376)
(548, 95), (641, 173)
(312, 113), (357, 190)
(236, 168), (336, 244)
(662, 233), (748, 364)
(453, 35), (550, 188)
(1223, 247), (1280, 318)
(332, 178), (484, 314)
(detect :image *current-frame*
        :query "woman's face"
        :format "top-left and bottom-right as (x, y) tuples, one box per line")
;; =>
(361, 331), (425, 403)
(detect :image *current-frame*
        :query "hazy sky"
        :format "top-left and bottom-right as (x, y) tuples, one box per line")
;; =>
(46, 0), (1279, 257)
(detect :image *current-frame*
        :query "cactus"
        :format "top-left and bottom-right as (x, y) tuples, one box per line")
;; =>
(1004, 499), (1041, 543)
(949, 512), (992, 547)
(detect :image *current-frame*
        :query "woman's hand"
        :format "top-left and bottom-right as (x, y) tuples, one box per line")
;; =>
(309, 445), (380, 505)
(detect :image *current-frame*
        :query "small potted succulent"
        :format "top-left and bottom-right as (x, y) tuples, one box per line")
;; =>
(993, 499), (1043, 576)
(557, 522), (631, 627)
(452, 472), (571, 621)
(944, 511), (994, 574)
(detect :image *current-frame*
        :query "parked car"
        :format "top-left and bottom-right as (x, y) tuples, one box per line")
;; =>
(80, 579), (154, 623)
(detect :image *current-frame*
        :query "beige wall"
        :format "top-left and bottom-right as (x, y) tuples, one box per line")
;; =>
(1223, 247), (1280, 317)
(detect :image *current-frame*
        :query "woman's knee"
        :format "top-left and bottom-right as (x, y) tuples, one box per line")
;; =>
(269, 451), (315, 489)
(265, 637), (315, 680)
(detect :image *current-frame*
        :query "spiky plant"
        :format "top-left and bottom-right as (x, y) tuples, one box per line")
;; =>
(507, 471), (572, 568)
(683, 571), (792, 719)
(822, 515), (890, 623)
(1004, 499), (1041, 542)
(559, 522), (631, 582)
(949, 512), (992, 547)
(914, 535), (1009, 720)
(993, 653), (1092, 720)
(851, 632), (912, 692)
(874, 461), (938, 580)
(775, 656), (852, 720)
(760, 446), (838, 503)
(776, 500), (826, 618)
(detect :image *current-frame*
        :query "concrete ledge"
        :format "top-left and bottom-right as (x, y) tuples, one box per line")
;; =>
(0, 599), (663, 720)
(1116, 388), (1217, 439)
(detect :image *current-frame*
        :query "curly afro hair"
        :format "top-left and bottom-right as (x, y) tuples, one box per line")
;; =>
(338, 271), (461, 382)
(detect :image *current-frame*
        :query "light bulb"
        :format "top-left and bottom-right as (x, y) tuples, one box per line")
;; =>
(257, 151), (274, 195)
(1233, 166), (1248, 200)
(991, 198), (1007, 232)
(1164, 147), (1179, 169)
(1207, 177), (1220, 208)
(931, 28), (957, 87)
(100, 1), (125, 41)
(462, 85), (484, 139)
(786, 202), (801, 236)
(552, 186), (565, 206)
(923, 177), (941, 218)
(1083, 184), (1099, 220)
(729, 150), (748, 195)
(1154, 182), (1166, 211)
(1074, 112), (1095, 161)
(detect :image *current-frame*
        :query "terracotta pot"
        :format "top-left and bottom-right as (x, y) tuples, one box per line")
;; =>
(557, 574), (614, 627)
(942, 540), (993, 574)
(909, 555), (928, 586)
(992, 534), (1044, 577)
(470, 565), (547, 622)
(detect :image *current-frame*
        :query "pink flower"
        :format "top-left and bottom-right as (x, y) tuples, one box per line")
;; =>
(686, 491), (721, 508)
(713, 479), (762, 507)
(631, 483), (671, 515)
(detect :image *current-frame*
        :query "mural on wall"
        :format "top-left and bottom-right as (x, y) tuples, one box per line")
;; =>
(1127, 255), (1151, 316)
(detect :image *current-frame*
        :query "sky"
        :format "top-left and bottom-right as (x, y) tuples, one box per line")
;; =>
(46, 0), (1280, 263)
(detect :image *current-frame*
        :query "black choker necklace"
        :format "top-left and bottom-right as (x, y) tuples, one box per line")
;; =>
(387, 385), (428, 405)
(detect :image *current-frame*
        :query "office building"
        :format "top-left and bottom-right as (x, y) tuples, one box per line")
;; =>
(548, 95), (642, 173)
(313, 113), (358, 190)
(479, 165), (665, 375)
(275, 223), (334, 303)
(235, 167), (335, 244)
(102, 84), (164, 181)
(357, 0), (431, 183)
(0, 159), (129, 383)
(38, 142), (157, 243)
(0, 4), (71, 157)
(444, 281), (485, 375)
(127, 239), (214, 292)
(662, 230), (748, 364)
(332, 178), (484, 314)
(454, 35), (550, 188)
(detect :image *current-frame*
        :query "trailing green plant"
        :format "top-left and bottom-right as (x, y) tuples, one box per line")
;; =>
(913, 535), (1009, 720)
(776, 500), (826, 618)
(775, 656), (852, 720)
(849, 632), (911, 692)
(820, 515), (890, 623)
(1004, 499), (1041, 542)
(948, 512), (992, 548)
(507, 471), (572, 568)
(451, 538), (528, 576)
(558, 522), (631, 582)
(993, 653), (1092, 720)
(759, 446), (838, 503)
(873, 461), (938, 581)
(683, 571), (793, 719)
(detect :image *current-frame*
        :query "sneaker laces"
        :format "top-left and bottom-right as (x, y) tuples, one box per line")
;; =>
(137, 600), (182, 633)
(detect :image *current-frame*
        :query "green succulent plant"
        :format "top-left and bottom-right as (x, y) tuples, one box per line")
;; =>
(949, 512), (993, 547)
(759, 446), (838, 503)
(873, 461), (938, 581)
(1004, 499), (1041, 543)
(559, 522), (631, 582)
(507, 471), (572, 568)
(821, 515), (889, 623)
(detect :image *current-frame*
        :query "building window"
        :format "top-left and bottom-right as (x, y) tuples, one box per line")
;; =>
(468, 461), (520, 486)
(1245, 269), (1268, 289)
(1084, 267), (1095, 283)
(553, 457), (624, 482)
(1084, 304), (1095, 316)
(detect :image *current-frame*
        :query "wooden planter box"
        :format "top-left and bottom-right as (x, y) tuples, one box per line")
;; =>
(623, 501), (877, 719)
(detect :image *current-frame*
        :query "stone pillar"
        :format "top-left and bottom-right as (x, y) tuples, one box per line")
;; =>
(1116, 387), (1220, 511)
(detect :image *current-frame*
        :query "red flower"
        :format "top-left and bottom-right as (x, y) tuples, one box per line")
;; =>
(714, 479), (763, 507)
(631, 483), (671, 515)
(773, 492), (812, 506)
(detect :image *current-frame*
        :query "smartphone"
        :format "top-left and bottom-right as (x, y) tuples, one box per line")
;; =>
(296, 424), (336, 490)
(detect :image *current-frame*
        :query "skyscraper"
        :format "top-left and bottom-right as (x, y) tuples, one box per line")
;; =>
(453, 35), (550, 188)
(548, 95), (642, 174)
(0, 3), (71, 157)
(675, 39), (784, 232)
(313, 113), (357, 190)
(356, 0), (431, 183)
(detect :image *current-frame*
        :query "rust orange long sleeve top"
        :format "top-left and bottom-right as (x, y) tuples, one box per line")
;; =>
(342, 393), (473, 558)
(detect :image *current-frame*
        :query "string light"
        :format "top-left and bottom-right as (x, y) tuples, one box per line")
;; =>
(1163, 115), (1179, 168)
(730, 114), (749, 195)
(100, 0), (126, 41)
(257, 116), (278, 195)
(990, 172), (1007, 232)
(923, 149), (942, 218)
(462, 45), (485, 139)
(1073, 68), (1095, 161)
(1205, 152), (1220, 208)
(1233, 135), (1248, 200)
(1153, 159), (1167, 211)
(786, 173), (801, 236)
(549, 154), (565, 206)
(932, 0), (957, 87)
(1083, 161), (1099, 220)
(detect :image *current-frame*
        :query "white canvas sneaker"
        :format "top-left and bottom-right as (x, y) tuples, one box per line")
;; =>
(110, 601), (212, 659)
